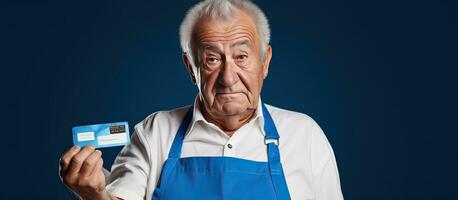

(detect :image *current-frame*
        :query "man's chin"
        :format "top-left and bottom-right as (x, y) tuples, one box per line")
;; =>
(218, 102), (248, 116)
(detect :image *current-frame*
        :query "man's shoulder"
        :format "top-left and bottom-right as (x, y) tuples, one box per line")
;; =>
(265, 104), (334, 165)
(265, 103), (318, 130)
(134, 105), (192, 133)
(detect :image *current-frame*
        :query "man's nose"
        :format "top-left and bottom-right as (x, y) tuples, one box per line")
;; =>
(217, 58), (239, 87)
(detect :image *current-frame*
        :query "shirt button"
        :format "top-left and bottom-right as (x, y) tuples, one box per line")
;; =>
(227, 144), (233, 149)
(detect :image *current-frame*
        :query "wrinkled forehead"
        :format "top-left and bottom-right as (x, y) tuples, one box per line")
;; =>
(191, 8), (260, 51)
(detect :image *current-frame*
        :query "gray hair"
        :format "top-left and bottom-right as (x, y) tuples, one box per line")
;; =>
(179, 0), (271, 68)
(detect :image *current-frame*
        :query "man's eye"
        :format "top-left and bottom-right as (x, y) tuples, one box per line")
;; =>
(207, 57), (219, 64)
(237, 55), (248, 61)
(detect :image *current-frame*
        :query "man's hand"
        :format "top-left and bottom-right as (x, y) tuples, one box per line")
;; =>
(59, 145), (113, 200)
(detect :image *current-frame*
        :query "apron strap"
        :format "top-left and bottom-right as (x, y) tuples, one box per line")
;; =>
(156, 107), (193, 189)
(261, 103), (280, 140)
(263, 102), (292, 200)
(168, 106), (194, 159)
(267, 143), (291, 200)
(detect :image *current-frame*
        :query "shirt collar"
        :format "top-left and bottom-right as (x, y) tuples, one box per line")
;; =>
(187, 95), (265, 137)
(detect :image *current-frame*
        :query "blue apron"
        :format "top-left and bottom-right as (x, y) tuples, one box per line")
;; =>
(152, 103), (291, 199)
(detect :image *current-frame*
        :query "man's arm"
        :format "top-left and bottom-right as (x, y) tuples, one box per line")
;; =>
(310, 122), (344, 200)
(105, 126), (151, 199)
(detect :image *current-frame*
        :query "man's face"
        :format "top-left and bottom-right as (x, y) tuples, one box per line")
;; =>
(188, 9), (272, 117)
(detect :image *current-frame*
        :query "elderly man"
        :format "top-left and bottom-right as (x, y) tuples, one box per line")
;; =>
(59, 0), (343, 199)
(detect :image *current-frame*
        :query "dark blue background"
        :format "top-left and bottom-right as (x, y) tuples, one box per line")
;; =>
(1, 0), (457, 199)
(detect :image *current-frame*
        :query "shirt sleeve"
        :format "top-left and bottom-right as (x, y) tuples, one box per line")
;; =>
(310, 122), (344, 200)
(106, 125), (151, 200)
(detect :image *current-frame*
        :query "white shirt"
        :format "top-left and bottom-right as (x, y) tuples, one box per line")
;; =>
(106, 98), (344, 200)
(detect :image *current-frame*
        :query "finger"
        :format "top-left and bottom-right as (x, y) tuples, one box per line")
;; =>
(90, 157), (104, 177)
(60, 146), (81, 173)
(67, 145), (96, 175)
(80, 150), (102, 177)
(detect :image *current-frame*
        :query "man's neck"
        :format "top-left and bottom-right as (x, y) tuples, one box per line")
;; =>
(199, 100), (256, 137)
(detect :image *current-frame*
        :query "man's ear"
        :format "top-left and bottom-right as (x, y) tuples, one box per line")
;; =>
(182, 52), (197, 85)
(262, 45), (272, 79)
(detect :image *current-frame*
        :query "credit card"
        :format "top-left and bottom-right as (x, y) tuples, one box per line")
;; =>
(72, 121), (130, 148)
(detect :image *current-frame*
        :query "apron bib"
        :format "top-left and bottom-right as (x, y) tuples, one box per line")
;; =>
(152, 103), (291, 200)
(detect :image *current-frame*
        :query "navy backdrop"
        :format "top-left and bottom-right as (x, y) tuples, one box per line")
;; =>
(1, 0), (457, 199)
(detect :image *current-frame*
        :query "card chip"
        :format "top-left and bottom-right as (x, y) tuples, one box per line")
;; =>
(110, 125), (126, 134)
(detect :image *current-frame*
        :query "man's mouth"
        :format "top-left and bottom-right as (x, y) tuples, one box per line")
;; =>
(216, 92), (242, 95)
